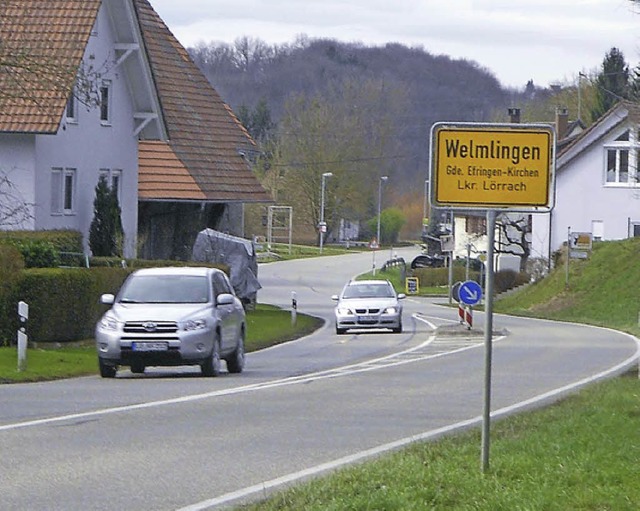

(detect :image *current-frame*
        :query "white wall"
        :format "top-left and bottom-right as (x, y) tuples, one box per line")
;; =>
(0, 134), (37, 229)
(33, 3), (139, 257)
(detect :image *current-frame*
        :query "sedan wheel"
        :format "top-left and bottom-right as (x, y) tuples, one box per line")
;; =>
(226, 330), (245, 374)
(201, 337), (222, 377)
(130, 361), (145, 374)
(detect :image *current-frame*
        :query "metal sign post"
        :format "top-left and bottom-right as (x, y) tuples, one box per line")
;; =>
(481, 210), (496, 473)
(429, 121), (556, 474)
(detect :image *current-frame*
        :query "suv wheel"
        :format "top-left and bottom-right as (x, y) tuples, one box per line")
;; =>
(226, 331), (245, 374)
(201, 337), (221, 377)
(99, 358), (117, 378)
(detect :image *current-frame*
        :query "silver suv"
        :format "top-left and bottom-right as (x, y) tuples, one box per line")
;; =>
(95, 267), (246, 378)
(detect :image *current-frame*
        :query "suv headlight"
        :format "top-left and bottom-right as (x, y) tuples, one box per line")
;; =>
(183, 319), (207, 331)
(99, 314), (119, 331)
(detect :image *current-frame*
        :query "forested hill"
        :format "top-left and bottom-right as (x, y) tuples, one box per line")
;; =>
(188, 37), (513, 192)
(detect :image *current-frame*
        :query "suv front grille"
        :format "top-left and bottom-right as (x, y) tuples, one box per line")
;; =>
(123, 321), (178, 334)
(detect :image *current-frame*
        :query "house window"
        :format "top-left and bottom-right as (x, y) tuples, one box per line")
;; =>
(66, 93), (77, 123)
(99, 168), (122, 201)
(604, 129), (638, 185)
(465, 216), (486, 235)
(51, 168), (76, 215)
(632, 223), (640, 237)
(100, 81), (111, 124)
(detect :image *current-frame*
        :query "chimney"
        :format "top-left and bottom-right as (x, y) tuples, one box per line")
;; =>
(556, 107), (569, 139)
(508, 107), (521, 124)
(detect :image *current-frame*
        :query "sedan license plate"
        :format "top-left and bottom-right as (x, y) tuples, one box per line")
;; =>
(358, 315), (376, 323)
(132, 342), (168, 352)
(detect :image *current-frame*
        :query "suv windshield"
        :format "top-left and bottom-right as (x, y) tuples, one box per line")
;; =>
(119, 275), (209, 304)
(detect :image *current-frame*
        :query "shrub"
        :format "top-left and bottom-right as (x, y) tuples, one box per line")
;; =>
(494, 269), (529, 294)
(0, 229), (83, 253)
(13, 240), (60, 268)
(0, 245), (25, 346)
(89, 177), (123, 257)
(412, 266), (480, 287)
(6, 268), (132, 343)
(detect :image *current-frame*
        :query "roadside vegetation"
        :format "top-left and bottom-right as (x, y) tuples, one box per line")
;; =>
(257, 242), (364, 262)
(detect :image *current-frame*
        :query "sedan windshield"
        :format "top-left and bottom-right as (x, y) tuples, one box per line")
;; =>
(342, 283), (395, 299)
(119, 275), (209, 304)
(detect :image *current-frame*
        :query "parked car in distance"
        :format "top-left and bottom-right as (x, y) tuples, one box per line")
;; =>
(410, 254), (446, 269)
(332, 279), (405, 334)
(95, 267), (246, 378)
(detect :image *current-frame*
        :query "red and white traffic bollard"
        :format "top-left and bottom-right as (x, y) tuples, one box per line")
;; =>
(464, 306), (473, 330)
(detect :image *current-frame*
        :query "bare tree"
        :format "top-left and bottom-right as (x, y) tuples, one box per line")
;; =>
(0, 168), (32, 228)
(495, 214), (531, 272)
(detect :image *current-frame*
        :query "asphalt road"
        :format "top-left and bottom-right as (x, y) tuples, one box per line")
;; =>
(1, 246), (638, 510)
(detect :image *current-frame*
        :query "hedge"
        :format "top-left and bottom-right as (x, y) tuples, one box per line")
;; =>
(0, 262), (229, 345)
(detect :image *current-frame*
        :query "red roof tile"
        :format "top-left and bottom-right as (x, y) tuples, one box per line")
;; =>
(0, 0), (101, 133)
(134, 0), (271, 203)
(139, 140), (207, 200)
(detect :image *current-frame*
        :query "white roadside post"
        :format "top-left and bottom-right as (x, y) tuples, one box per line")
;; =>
(291, 291), (297, 326)
(17, 300), (29, 372)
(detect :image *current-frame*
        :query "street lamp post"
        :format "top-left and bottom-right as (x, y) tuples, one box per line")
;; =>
(376, 175), (388, 245)
(423, 178), (430, 237)
(319, 172), (333, 253)
(373, 175), (388, 275)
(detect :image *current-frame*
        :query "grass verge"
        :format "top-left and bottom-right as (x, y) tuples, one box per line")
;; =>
(0, 303), (322, 383)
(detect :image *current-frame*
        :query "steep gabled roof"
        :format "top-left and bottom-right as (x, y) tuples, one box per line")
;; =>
(134, 0), (271, 203)
(0, 0), (101, 133)
(556, 100), (640, 170)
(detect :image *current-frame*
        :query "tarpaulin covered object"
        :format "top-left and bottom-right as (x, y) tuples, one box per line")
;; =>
(192, 229), (261, 304)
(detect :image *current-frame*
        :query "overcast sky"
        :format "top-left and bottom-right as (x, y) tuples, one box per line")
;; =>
(150, 0), (639, 89)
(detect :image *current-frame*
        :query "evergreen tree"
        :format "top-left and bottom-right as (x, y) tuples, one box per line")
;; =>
(89, 176), (123, 257)
(591, 47), (630, 122)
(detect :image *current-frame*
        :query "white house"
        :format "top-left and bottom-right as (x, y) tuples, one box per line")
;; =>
(0, 0), (270, 259)
(532, 101), (640, 262)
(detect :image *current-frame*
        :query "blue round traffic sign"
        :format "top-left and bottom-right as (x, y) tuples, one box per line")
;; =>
(459, 280), (482, 306)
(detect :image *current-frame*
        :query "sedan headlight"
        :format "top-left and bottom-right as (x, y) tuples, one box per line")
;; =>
(336, 307), (354, 315)
(383, 306), (399, 314)
(99, 314), (119, 331)
(183, 319), (207, 331)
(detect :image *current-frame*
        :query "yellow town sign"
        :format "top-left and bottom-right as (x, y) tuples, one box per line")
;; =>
(430, 123), (555, 210)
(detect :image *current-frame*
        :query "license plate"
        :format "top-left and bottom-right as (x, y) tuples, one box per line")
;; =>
(132, 342), (168, 352)
(358, 315), (376, 322)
